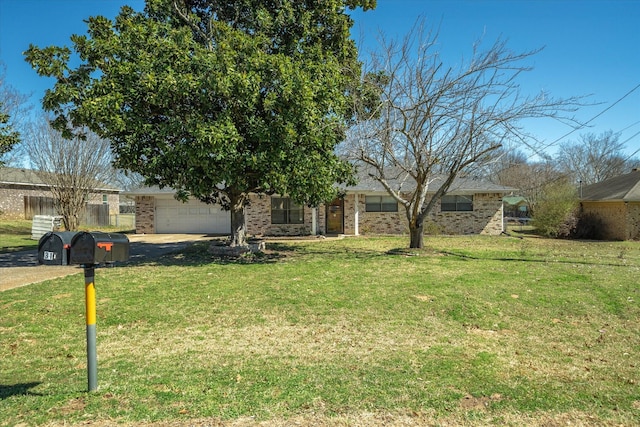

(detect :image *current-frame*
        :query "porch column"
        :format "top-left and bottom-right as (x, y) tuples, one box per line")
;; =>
(312, 207), (317, 235)
(354, 193), (359, 236)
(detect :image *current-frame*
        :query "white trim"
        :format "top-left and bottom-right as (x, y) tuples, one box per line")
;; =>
(312, 207), (317, 235)
(354, 193), (359, 235)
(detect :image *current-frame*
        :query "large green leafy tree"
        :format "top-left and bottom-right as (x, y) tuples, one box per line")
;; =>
(0, 103), (20, 166)
(26, 0), (375, 245)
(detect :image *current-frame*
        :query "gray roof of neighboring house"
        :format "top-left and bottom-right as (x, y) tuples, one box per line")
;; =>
(0, 167), (47, 187)
(0, 167), (120, 192)
(581, 170), (640, 202)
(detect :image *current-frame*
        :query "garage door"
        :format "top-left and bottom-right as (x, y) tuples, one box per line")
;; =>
(156, 198), (231, 234)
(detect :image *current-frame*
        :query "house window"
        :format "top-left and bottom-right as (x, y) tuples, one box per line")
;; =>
(365, 195), (398, 212)
(441, 195), (473, 212)
(102, 195), (108, 205)
(271, 197), (304, 224)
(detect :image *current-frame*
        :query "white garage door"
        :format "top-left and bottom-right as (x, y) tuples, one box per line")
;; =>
(156, 198), (231, 234)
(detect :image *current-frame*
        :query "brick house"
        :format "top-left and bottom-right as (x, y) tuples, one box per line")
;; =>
(580, 170), (640, 240)
(0, 167), (120, 220)
(129, 172), (514, 237)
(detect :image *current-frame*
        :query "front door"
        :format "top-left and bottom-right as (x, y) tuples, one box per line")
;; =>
(326, 198), (344, 234)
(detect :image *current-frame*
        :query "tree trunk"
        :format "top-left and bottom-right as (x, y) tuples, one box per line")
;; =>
(56, 198), (80, 231)
(229, 193), (248, 247)
(409, 223), (424, 249)
(66, 214), (80, 232)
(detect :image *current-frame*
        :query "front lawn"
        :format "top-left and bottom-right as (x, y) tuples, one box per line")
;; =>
(1, 236), (639, 426)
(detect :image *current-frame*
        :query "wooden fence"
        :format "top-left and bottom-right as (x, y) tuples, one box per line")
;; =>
(85, 204), (110, 226)
(24, 196), (110, 226)
(24, 196), (56, 218)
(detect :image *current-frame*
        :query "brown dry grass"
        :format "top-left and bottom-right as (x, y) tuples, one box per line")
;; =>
(40, 409), (626, 427)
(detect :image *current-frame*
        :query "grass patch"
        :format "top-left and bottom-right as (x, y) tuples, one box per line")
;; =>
(0, 219), (37, 252)
(1, 235), (639, 426)
(0, 219), (134, 254)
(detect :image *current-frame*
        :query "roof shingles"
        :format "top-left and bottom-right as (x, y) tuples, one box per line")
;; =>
(581, 170), (640, 202)
(346, 168), (515, 194)
(0, 167), (119, 192)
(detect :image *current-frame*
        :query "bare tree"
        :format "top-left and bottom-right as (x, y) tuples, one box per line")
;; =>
(112, 169), (145, 212)
(556, 131), (636, 186)
(479, 146), (528, 184)
(345, 20), (582, 248)
(25, 117), (115, 230)
(508, 161), (565, 216)
(0, 64), (30, 166)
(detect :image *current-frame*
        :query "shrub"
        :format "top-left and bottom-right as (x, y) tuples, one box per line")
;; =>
(531, 179), (579, 238)
(571, 212), (605, 240)
(556, 208), (580, 238)
(423, 220), (444, 235)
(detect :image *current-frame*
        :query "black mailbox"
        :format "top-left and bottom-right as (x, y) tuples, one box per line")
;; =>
(69, 232), (130, 265)
(38, 231), (79, 265)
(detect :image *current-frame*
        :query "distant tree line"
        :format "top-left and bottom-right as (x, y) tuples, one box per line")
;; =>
(482, 131), (639, 237)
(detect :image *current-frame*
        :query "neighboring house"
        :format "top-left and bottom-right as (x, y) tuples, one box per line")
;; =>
(580, 169), (640, 240)
(128, 171), (515, 237)
(0, 167), (120, 220)
(503, 195), (530, 219)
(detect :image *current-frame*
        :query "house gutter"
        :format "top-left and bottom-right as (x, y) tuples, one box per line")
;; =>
(1, 181), (119, 193)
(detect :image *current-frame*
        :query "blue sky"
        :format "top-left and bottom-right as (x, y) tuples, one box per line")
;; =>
(1, 0), (639, 158)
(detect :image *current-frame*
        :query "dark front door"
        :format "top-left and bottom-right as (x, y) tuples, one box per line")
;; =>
(326, 198), (344, 234)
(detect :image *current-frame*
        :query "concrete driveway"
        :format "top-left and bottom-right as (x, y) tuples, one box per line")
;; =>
(0, 234), (213, 292)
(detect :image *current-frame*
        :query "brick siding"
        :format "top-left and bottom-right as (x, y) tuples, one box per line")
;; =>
(358, 192), (504, 236)
(0, 187), (50, 219)
(581, 201), (640, 240)
(0, 186), (119, 220)
(628, 203), (640, 240)
(135, 196), (155, 234)
(246, 194), (315, 236)
(134, 192), (505, 237)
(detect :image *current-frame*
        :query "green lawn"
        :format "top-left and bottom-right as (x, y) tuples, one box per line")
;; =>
(0, 219), (38, 253)
(0, 219), (134, 254)
(1, 235), (639, 426)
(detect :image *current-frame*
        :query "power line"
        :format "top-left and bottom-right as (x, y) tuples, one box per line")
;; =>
(620, 129), (640, 149)
(616, 119), (640, 160)
(546, 82), (640, 147)
(617, 120), (640, 134)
